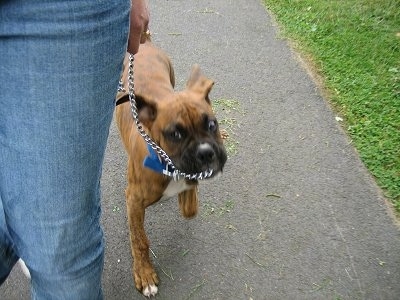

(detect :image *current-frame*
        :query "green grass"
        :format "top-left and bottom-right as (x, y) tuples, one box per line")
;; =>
(213, 98), (241, 157)
(264, 0), (400, 212)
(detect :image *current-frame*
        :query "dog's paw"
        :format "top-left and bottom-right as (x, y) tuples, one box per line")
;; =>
(134, 264), (159, 297)
(143, 284), (158, 297)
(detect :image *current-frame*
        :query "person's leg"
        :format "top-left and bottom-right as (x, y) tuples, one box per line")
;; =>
(0, 0), (129, 298)
(0, 198), (19, 284)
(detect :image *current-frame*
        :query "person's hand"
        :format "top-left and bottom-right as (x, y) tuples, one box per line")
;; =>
(127, 0), (149, 54)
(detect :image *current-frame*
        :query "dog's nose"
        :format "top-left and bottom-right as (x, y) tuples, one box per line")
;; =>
(196, 143), (215, 164)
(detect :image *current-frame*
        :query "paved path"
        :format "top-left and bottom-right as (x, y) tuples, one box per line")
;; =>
(1, 1), (399, 299)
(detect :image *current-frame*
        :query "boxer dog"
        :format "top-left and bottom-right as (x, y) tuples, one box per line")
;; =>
(115, 38), (227, 297)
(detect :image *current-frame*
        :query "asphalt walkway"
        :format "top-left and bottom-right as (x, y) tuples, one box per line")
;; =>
(1, 0), (399, 299)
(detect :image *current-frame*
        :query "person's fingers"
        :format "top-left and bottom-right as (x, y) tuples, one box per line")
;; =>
(127, 0), (149, 54)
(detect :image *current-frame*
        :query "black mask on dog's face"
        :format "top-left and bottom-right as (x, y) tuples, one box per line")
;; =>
(136, 65), (227, 178)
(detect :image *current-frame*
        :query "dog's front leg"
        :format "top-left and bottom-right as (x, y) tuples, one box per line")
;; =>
(126, 189), (159, 297)
(178, 187), (199, 219)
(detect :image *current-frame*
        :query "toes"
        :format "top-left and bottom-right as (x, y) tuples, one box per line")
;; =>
(134, 266), (159, 297)
(142, 284), (158, 297)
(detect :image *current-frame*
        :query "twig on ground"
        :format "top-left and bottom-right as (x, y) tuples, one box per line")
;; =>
(245, 253), (267, 268)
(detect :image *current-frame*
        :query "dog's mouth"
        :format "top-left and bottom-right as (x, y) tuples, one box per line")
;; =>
(184, 168), (222, 186)
(173, 163), (222, 180)
(173, 142), (227, 179)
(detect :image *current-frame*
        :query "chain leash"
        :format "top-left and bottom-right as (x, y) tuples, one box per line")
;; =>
(124, 53), (213, 181)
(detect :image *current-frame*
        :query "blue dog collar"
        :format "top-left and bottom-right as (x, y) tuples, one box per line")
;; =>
(143, 144), (175, 177)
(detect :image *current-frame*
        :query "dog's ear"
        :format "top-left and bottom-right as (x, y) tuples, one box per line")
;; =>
(136, 95), (157, 129)
(186, 64), (214, 104)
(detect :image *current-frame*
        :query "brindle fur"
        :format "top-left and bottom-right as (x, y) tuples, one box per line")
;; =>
(115, 39), (226, 296)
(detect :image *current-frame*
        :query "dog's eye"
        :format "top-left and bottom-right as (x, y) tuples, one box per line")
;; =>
(170, 130), (182, 141)
(208, 120), (217, 133)
(164, 124), (186, 142)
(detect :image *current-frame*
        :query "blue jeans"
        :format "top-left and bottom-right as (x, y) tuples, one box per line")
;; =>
(0, 1), (130, 298)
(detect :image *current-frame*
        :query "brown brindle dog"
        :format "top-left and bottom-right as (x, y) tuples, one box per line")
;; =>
(115, 39), (227, 297)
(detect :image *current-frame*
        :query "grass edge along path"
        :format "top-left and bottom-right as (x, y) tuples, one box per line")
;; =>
(263, 0), (400, 212)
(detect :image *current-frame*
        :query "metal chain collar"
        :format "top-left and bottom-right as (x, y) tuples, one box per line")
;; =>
(124, 53), (213, 181)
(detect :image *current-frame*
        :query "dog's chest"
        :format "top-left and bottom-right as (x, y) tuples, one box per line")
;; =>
(160, 179), (191, 201)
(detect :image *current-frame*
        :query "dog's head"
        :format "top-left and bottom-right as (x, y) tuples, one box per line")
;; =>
(136, 65), (227, 178)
